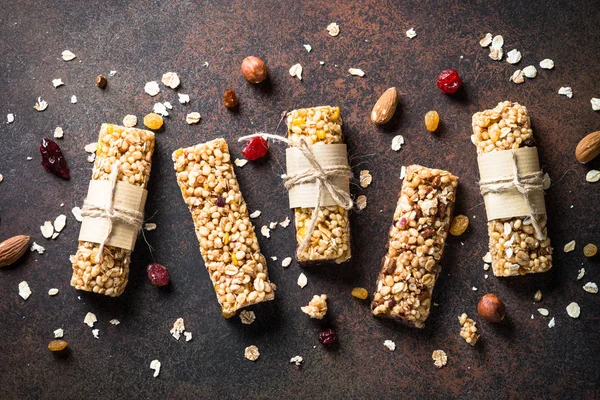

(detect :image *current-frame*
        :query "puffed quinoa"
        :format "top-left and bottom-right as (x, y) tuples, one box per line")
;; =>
(471, 102), (552, 276)
(301, 294), (328, 319)
(371, 165), (458, 328)
(432, 350), (448, 368)
(458, 313), (479, 346)
(287, 106), (351, 264)
(70, 124), (155, 296)
(172, 139), (275, 318)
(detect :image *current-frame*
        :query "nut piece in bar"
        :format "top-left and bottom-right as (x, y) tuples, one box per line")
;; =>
(286, 106), (351, 264)
(471, 101), (552, 276)
(172, 138), (275, 317)
(70, 124), (155, 296)
(371, 165), (458, 328)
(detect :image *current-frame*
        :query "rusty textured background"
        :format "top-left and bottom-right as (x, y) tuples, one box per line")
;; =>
(0, 0), (599, 399)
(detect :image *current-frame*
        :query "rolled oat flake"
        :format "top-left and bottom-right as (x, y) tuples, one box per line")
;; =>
(566, 302), (580, 318)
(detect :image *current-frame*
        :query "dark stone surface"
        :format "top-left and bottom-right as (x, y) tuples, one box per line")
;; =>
(0, 0), (599, 398)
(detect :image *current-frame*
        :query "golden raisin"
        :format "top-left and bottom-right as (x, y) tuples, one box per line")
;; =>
(450, 215), (469, 236)
(223, 88), (238, 108)
(424, 110), (440, 132)
(143, 113), (164, 130)
(48, 339), (68, 352)
(583, 243), (598, 257)
(351, 287), (369, 300)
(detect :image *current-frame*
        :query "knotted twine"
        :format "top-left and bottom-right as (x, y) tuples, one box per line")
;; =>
(80, 162), (144, 262)
(238, 133), (353, 254)
(478, 150), (545, 240)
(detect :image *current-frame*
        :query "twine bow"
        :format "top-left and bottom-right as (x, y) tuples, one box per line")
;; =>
(479, 150), (546, 240)
(238, 133), (353, 254)
(81, 162), (144, 262)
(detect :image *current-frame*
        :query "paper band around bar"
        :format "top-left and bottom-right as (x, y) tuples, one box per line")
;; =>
(285, 144), (350, 209)
(78, 180), (147, 251)
(477, 146), (546, 221)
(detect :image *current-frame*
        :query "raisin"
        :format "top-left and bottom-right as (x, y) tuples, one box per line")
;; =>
(96, 75), (107, 88)
(421, 227), (435, 238)
(425, 110), (440, 132)
(40, 137), (70, 180)
(143, 113), (164, 130)
(450, 215), (469, 236)
(437, 69), (462, 94)
(147, 263), (169, 287)
(48, 339), (68, 352)
(216, 196), (226, 207)
(223, 89), (238, 108)
(241, 137), (268, 160)
(522, 138), (537, 147)
(351, 287), (369, 300)
(318, 328), (337, 346)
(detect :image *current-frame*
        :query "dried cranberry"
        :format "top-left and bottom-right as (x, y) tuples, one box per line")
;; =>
(318, 328), (337, 346)
(147, 263), (169, 287)
(522, 138), (537, 147)
(241, 137), (268, 161)
(39, 137), (70, 179)
(437, 69), (462, 94)
(216, 196), (226, 207)
(398, 217), (408, 228)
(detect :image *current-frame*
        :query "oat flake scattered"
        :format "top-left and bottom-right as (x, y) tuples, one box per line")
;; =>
(269, 221), (277, 230)
(297, 273), (308, 288)
(239, 310), (256, 325)
(178, 93), (190, 104)
(31, 242), (45, 254)
(53, 214), (66, 233)
(548, 317), (555, 328)
(359, 170), (372, 188)
(92, 329), (99, 339)
(19, 281), (31, 300)
(479, 33), (493, 47)
(356, 195), (367, 210)
(84, 142), (97, 153)
(61, 50), (76, 61)
(249, 210), (261, 218)
(279, 217), (290, 228)
(281, 257), (292, 268)
(489, 47), (503, 61)
(123, 115), (137, 127)
(583, 282), (598, 294)
(150, 360), (161, 377)
(244, 345), (260, 361)
(564, 240), (576, 253)
(52, 78), (64, 88)
(144, 223), (157, 231)
(109, 319), (120, 325)
(271, 256), (278, 261)
(327, 22), (340, 36)
(523, 65), (537, 78)
(432, 350), (448, 368)
(348, 68), (365, 77)
(303, 44), (312, 52)
(591, 98), (600, 111)
(383, 340), (396, 351)
(54, 126), (64, 138)
(537, 308), (549, 316)
(34, 97), (48, 111)
(153, 102), (169, 117)
(186, 112), (201, 125)
(391, 135), (404, 151)
(54, 328), (64, 338)
(161, 72), (180, 89)
(170, 318), (185, 340)
(84, 312), (97, 327)
(482, 252), (492, 263)
(72, 207), (83, 222)
(558, 87), (573, 98)
(585, 170), (600, 183)
(405, 28), (417, 39)
(41, 221), (54, 239)
(510, 69), (525, 84)
(539, 59), (554, 69)
(184, 332), (193, 342)
(48, 288), (59, 296)
(289, 63), (303, 80)
(290, 356), (303, 366)
(577, 268), (585, 280)
(70, 95), (77, 104)
(260, 225), (271, 238)
(234, 158), (248, 168)
(109, 70), (117, 77)
(144, 81), (160, 96)
(566, 302), (580, 318)
(506, 49), (522, 64)
(7, 113), (14, 123)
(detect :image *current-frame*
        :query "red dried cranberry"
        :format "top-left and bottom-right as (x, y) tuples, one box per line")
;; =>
(318, 328), (337, 346)
(241, 137), (268, 161)
(39, 137), (70, 179)
(216, 196), (226, 207)
(147, 263), (169, 287)
(398, 217), (408, 228)
(437, 69), (462, 94)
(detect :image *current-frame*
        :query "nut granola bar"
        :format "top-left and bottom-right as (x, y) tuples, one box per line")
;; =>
(286, 106), (351, 264)
(172, 138), (275, 317)
(471, 101), (552, 276)
(70, 124), (155, 296)
(371, 165), (458, 328)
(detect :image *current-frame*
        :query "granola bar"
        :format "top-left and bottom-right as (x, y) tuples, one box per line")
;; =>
(371, 165), (458, 328)
(471, 101), (552, 276)
(286, 106), (351, 264)
(70, 124), (155, 296)
(172, 138), (275, 317)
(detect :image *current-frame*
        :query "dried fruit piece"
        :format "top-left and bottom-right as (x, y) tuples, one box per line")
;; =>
(318, 328), (337, 345)
(147, 263), (169, 287)
(449, 215), (469, 236)
(583, 243), (597, 257)
(477, 294), (505, 322)
(223, 89), (238, 108)
(0, 235), (30, 267)
(96, 75), (107, 88)
(48, 339), (68, 352)
(424, 110), (440, 132)
(241, 136), (268, 160)
(143, 113), (164, 130)
(40, 137), (70, 180)
(351, 287), (368, 300)
(437, 69), (462, 94)
(241, 56), (268, 84)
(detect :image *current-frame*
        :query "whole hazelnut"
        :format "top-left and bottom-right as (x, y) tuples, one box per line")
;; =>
(241, 56), (268, 84)
(223, 88), (238, 108)
(96, 74), (107, 88)
(477, 294), (506, 323)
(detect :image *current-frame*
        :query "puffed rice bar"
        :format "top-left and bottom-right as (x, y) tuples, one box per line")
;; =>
(371, 165), (458, 328)
(172, 138), (275, 318)
(286, 106), (351, 264)
(471, 101), (552, 276)
(70, 123), (155, 296)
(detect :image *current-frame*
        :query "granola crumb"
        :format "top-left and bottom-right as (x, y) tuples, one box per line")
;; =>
(249, 210), (261, 218)
(109, 319), (120, 325)
(244, 345), (260, 361)
(290, 355), (303, 366)
(405, 28), (417, 39)
(558, 87), (573, 98)
(548, 317), (555, 328)
(54, 328), (64, 338)
(391, 135), (404, 151)
(184, 332), (193, 342)
(150, 359), (161, 377)
(170, 318), (185, 340)
(301, 294), (328, 319)
(260, 225), (271, 238)
(359, 170), (372, 188)
(239, 310), (256, 325)
(432, 350), (448, 368)
(383, 340), (396, 351)
(355, 195), (367, 210)
(279, 217), (290, 228)
(458, 313), (479, 346)
(92, 329), (99, 339)
(234, 158), (248, 168)
(84, 312), (97, 327)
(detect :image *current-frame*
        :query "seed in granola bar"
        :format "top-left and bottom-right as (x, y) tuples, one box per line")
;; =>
(241, 136), (268, 160)
(147, 263), (169, 287)
(143, 113), (164, 130)
(318, 328), (337, 346)
(48, 339), (68, 352)
(522, 138), (537, 147)
(449, 215), (469, 236)
(40, 137), (70, 180)
(351, 287), (368, 300)
(424, 110), (440, 132)
(223, 88), (238, 108)
(583, 243), (597, 257)
(96, 75), (107, 88)
(477, 294), (505, 322)
(437, 69), (462, 94)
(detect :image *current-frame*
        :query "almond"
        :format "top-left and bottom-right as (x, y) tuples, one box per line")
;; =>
(371, 87), (398, 125)
(576, 131), (600, 163)
(0, 235), (30, 267)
